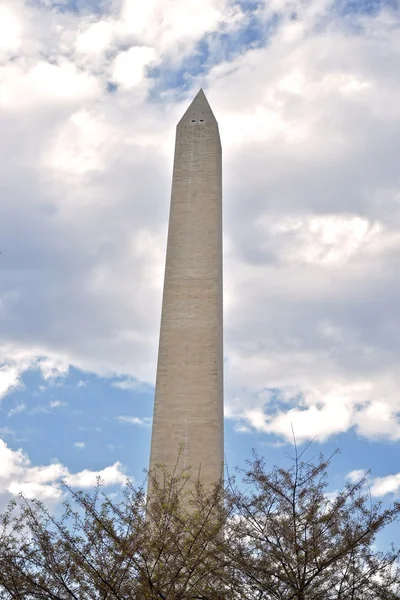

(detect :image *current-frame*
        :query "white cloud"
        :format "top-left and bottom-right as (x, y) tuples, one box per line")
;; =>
(0, 5), (21, 52)
(112, 377), (151, 392)
(28, 61), (99, 100)
(370, 473), (400, 498)
(64, 462), (127, 488)
(345, 468), (400, 500)
(74, 441), (86, 450)
(0, 347), (71, 409)
(0, 439), (127, 507)
(0, 440), (27, 479)
(49, 400), (67, 409)
(79, 426), (102, 432)
(347, 469), (368, 484)
(232, 386), (356, 443)
(7, 403), (26, 417)
(75, 20), (113, 54)
(0, 366), (21, 400)
(116, 416), (152, 427)
(37, 358), (69, 381)
(120, 0), (157, 35)
(256, 214), (386, 266)
(119, 0), (242, 55)
(0, 62), (100, 109)
(112, 46), (156, 89)
(0, 439), (65, 502)
(47, 110), (115, 175)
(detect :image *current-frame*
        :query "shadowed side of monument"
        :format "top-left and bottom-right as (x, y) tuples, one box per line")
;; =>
(148, 90), (224, 491)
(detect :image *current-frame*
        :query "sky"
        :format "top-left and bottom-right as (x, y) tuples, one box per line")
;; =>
(1, 0), (400, 544)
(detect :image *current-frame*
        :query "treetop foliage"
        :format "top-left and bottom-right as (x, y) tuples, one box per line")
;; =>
(1, 446), (399, 599)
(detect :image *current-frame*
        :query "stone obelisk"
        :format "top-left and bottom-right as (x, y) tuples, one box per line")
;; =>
(149, 89), (223, 489)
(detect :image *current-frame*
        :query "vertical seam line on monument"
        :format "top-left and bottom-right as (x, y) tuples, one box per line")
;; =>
(183, 122), (194, 472)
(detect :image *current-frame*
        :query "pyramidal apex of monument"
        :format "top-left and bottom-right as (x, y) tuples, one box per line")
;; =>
(178, 88), (218, 127)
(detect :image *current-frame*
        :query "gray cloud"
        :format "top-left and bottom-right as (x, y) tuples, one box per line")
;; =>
(1, 0), (400, 443)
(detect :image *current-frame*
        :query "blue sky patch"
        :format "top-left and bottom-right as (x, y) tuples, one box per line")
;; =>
(148, 11), (279, 100)
(333, 0), (399, 15)
(30, 0), (111, 15)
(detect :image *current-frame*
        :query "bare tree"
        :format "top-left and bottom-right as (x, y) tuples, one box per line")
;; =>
(1, 447), (400, 600)
(226, 443), (400, 600)
(0, 468), (230, 600)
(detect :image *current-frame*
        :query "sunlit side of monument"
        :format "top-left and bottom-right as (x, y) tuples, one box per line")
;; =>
(148, 90), (224, 491)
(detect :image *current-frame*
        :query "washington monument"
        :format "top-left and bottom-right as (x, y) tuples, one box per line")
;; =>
(149, 89), (223, 488)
